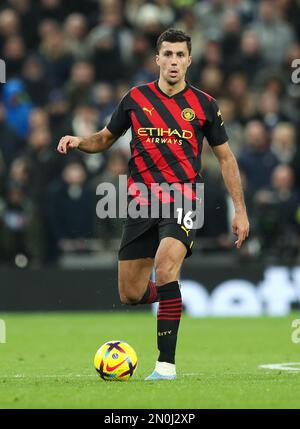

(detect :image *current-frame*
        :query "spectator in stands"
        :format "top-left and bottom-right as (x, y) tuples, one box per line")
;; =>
(228, 30), (264, 84)
(63, 13), (89, 60)
(126, 31), (152, 77)
(68, 104), (106, 177)
(174, 7), (205, 63)
(0, 182), (42, 265)
(38, 0), (65, 23)
(194, 0), (226, 41)
(271, 122), (297, 164)
(23, 126), (63, 203)
(217, 97), (243, 156)
(238, 120), (279, 202)
(250, 0), (295, 65)
(1, 78), (33, 138)
(220, 9), (241, 72)
(132, 52), (159, 86)
(226, 72), (250, 119)
(38, 17), (59, 43)
(0, 9), (20, 43)
(46, 89), (70, 143)
(197, 168), (231, 251)
(29, 108), (49, 131)
(92, 149), (129, 247)
(91, 82), (115, 123)
(7, 0), (40, 51)
(3, 35), (26, 78)
(198, 65), (224, 99)
(64, 61), (95, 109)
(39, 27), (73, 88)
(253, 165), (300, 260)
(7, 156), (30, 193)
(136, 0), (175, 41)
(46, 161), (95, 257)
(0, 102), (23, 168)
(134, 1), (171, 47)
(22, 55), (50, 107)
(256, 91), (290, 130)
(87, 0), (131, 82)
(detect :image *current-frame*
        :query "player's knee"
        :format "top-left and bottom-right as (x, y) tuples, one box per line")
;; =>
(119, 292), (140, 306)
(118, 284), (141, 305)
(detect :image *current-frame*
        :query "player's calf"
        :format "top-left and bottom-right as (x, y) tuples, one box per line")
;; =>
(118, 259), (156, 305)
(144, 280), (182, 381)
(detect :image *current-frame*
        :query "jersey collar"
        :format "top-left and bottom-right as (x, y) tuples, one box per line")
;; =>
(154, 80), (190, 99)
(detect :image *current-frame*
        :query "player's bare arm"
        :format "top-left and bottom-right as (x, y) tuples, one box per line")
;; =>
(57, 127), (118, 155)
(212, 142), (250, 249)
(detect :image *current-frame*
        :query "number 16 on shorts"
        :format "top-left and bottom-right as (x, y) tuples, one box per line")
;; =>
(176, 184), (204, 230)
(176, 208), (194, 230)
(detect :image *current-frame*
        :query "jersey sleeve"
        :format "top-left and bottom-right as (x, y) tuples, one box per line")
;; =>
(203, 98), (228, 147)
(106, 93), (131, 137)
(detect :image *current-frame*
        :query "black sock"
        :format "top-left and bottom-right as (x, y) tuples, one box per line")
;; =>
(156, 281), (182, 364)
(139, 280), (158, 304)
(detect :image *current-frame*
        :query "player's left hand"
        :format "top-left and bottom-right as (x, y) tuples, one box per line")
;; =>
(232, 211), (249, 249)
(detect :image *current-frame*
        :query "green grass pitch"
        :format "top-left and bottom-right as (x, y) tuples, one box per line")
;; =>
(0, 311), (300, 409)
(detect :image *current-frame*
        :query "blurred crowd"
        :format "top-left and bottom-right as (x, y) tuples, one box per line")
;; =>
(0, 0), (300, 267)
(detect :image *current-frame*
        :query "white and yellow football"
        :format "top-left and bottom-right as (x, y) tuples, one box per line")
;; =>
(94, 340), (138, 381)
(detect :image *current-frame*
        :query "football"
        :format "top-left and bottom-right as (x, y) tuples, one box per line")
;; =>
(94, 340), (138, 381)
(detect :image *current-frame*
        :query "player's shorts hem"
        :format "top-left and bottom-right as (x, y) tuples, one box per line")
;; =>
(159, 232), (193, 258)
(118, 218), (195, 260)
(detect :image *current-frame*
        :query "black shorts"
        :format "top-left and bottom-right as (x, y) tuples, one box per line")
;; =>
(118, 216), (197, 261)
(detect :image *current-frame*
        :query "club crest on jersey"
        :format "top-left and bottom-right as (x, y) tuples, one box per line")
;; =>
(181, 108), (195, 121)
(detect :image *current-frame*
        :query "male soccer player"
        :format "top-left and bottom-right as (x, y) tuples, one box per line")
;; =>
(57, 29), (249, 380)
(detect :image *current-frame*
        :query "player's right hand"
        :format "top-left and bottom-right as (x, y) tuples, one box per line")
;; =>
(57, 135), (82, 154)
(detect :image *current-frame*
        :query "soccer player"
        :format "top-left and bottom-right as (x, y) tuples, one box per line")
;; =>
(57, 29), (249, 380)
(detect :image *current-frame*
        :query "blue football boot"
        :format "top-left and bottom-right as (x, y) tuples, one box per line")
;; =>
(145, 371), (176, 381)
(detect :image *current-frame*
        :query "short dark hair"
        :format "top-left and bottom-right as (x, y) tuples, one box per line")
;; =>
(156, 28), (192, 55)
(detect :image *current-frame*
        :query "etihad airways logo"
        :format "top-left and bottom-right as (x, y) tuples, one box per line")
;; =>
(138, 128), (193, 139)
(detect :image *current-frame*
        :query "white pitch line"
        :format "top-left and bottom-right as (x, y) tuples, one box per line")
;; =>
(0, 374), (96, 379)
(259, 362), (300, 371)
(0, 373), (202, 380)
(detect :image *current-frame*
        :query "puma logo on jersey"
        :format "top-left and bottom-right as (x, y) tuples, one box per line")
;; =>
(181, 225), (190, 236)
(143, 107), (154, 116)
(158, 330), (172, 336)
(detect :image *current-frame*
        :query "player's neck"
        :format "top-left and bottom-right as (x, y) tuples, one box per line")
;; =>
(157, 78), (187, 97)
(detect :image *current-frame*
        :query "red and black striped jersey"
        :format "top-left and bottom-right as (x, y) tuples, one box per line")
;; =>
(107, 80), (228, 190)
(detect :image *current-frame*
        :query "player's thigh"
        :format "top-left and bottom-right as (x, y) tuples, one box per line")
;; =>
(154, 237), (187, 285)
(118, 258), (154, 299)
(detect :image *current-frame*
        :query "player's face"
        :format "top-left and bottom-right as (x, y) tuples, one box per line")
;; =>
(156, 41), (192, 85)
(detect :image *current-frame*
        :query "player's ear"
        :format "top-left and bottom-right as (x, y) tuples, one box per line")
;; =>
(156, 54), (160, 66)
(187, 55), (192, 67)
